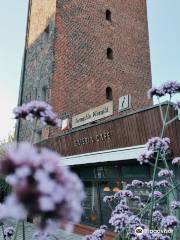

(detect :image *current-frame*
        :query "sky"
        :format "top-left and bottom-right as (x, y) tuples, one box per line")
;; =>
(0, 0), (179, 141)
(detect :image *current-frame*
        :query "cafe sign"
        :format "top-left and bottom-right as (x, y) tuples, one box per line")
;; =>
(72, 101), (113, 128)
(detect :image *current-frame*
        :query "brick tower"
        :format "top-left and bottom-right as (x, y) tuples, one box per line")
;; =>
(17, 0), (152, 141)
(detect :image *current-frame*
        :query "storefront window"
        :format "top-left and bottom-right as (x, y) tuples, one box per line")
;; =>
(72, 163), (151, 228)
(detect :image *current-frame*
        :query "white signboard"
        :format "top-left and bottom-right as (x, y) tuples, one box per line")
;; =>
(72, 101), (113, 128)
(119, 95), (131, 111)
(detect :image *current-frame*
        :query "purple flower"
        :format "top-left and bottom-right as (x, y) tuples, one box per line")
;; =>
(145, 181), (158, 189)
(112, 203), (130, 215)
(114, 190), (133, 199)
(100, 225), (107, 230)
(128, 215), (141, 228)
(170, 201), (180, 210)
(161, 215), (179, 229)
(84, 226), (107, 240)
(172, 157), (180, 165)
(0, 142), (85, 230)
(149, 191), (162, 199)
(148, 87), (165, 99)
(148, 81), (180, 99)
(146, 137), (170, 152)
(131, 180), (145, 188)
(13, 101), (61, 127)
(137, 150), (154, 165)
(0, 194), (27, 220)
(4, 226), (15, 238)
(162, 81), (180, 95)
(103, 195), (114, 203)
(127, 232), (151, 240)
(152, 210), (163, 223)
(158, 169), (174, 178)
(109, 213), (129, 232)
(150, 233), (170, 240)
(157, 180), (170, 188)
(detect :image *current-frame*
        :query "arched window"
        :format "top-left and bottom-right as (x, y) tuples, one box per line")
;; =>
(107, 48), (113, 60)
(106, 87), (113, 100)
(106, 9), (111, 21)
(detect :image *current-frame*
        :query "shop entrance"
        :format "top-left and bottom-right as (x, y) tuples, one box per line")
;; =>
(72, 162), (150, 228)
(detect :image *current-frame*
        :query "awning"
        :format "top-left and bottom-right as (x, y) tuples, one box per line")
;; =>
(61, 144), (145, 166)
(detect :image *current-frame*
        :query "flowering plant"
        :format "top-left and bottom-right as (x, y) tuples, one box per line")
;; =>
(0, 142), (85, 239)
(13, 101), (61, 143)
(86, 81), (180, 240)
(0, 101), (85, 240)
(13, 101), (61, 127)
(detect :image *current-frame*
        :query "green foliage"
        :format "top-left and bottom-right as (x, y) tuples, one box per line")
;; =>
(0, 175), (11, 202)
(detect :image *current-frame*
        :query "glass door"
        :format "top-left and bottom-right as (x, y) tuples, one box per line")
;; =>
(99, 180), (122, 228)
(81, 181), (100, 227)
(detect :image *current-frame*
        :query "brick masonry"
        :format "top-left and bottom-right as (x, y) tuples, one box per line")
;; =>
(17, 0), (152, 141)
(49, 0), (152, 137)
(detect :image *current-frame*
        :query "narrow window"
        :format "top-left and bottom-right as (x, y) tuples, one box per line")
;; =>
(42, 86), (48, 101)
(106, 87), (112, 100)
(107, 48), (113, 60)
(106, 9), (111, 21)
(35, 88), (38, 99)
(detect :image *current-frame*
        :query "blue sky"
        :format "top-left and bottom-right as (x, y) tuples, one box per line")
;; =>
(0, 0), (179, 141)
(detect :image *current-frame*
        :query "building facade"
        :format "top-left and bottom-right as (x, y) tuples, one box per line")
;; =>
(17, 0), (152, 141)
(16, 0), (180, 238)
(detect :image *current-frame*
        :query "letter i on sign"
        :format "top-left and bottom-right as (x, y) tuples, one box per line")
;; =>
(119, 95), (131, 111)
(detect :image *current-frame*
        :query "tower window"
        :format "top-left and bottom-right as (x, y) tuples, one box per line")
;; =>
(106, 87), (112, 100)
(42, 86), (48, 101)
(106, 10), (111, 21)
(107, 48), (113, 60)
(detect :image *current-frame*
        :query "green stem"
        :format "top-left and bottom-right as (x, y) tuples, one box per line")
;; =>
(1, 224), (5, 240)
(149, 151), (160, 229)
(22, 220), (25, 240)
(162, 156), (177, 199)
(138, 182), (180, 219)
(12, 221), (20, 240)
(158, 98), (164, 123)
(149, 101), (170, 228)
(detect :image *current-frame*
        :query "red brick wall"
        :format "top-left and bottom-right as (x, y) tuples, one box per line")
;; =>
(49, 0), (152, 137)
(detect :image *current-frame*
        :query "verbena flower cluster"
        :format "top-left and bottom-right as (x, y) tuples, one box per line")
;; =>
(84, 225), (107, 240)
(4, 226), (15, 239)
(146, 137), (170, 152)
(158, 169), (174, 178)
(172, 157), (180, 165)
(171, 201), (180, 210)
(137, 137), (170, 165)
(84, 81), (180, 240)
(0, 142), (85, 231)
(13, 101), (61, 127)
(95, 172), (179, 239)
(148, 81), (180, 98)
